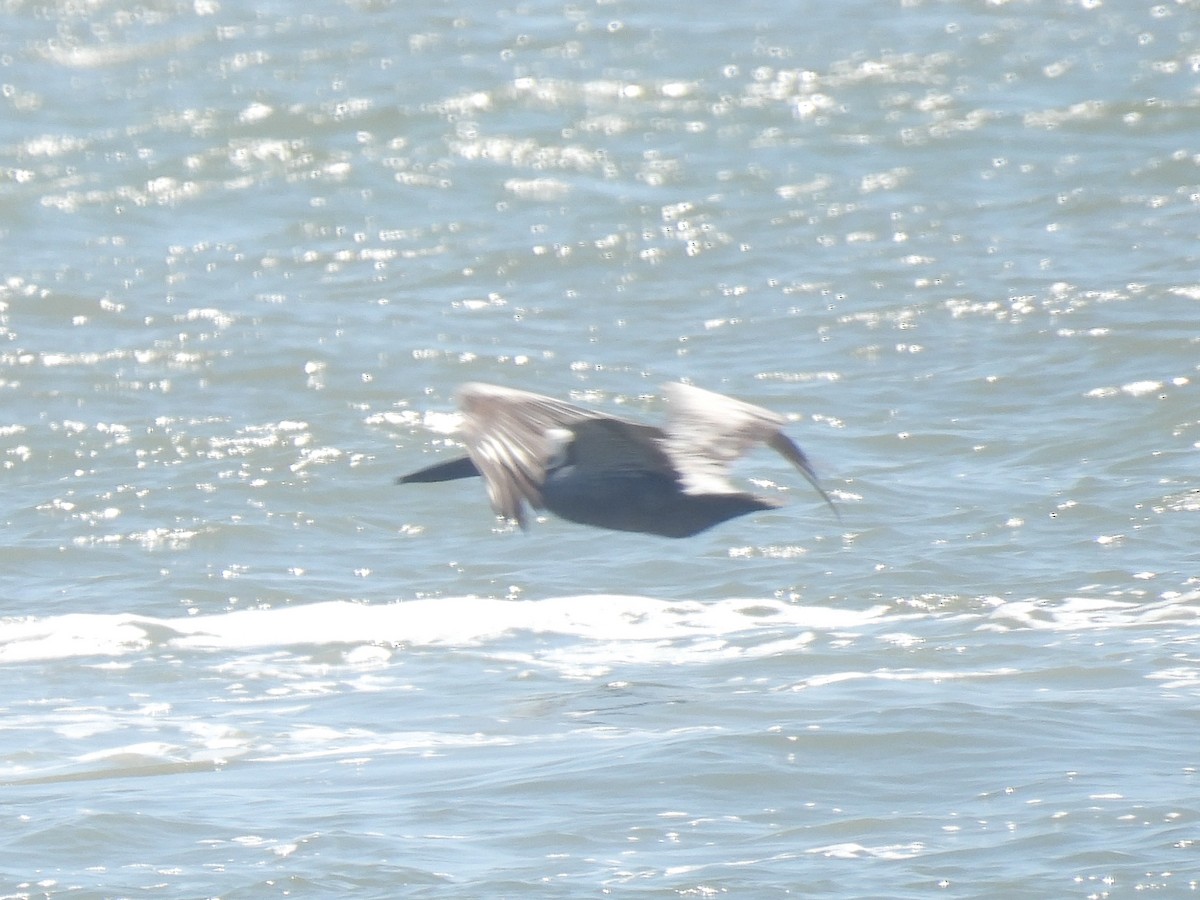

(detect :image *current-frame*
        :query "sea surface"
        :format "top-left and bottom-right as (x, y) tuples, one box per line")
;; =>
(1, 0), (1199, 896)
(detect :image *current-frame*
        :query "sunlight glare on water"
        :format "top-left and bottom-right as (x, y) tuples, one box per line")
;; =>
(1, 0), (1198, 896)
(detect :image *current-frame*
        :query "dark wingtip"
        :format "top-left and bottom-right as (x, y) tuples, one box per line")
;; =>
(794, 478), (841, 524)
(765, 431), (840, 522)
(823, 490), (843, 524)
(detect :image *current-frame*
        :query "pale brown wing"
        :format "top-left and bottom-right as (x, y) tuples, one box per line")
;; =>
(456, 382), (607, 527)
(661, 382), (836, 513)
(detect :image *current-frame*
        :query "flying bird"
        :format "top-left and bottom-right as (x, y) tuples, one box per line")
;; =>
(396, 381), (836, 538)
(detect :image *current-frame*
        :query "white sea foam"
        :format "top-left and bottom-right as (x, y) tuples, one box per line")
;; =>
(0, 596), (891, 666)
(4, 592), (1197, 670)
(980, 593), (1200, 632)
(806, 842), (925, 860)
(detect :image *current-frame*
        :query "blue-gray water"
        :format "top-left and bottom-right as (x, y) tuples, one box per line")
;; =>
(2, 0), (1199, 896)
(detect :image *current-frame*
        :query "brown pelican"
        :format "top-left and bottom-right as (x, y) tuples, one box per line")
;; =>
(397, 382), (835, 538)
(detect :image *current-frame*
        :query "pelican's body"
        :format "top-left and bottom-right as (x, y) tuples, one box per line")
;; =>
(397, 382), (834, 537)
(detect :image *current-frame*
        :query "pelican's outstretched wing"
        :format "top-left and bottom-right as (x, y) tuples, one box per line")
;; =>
(456, 382), (605, 527)
(661, 382), (836, 512)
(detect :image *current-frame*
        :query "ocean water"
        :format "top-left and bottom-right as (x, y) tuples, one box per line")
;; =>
(1, 0), (1199, 896)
